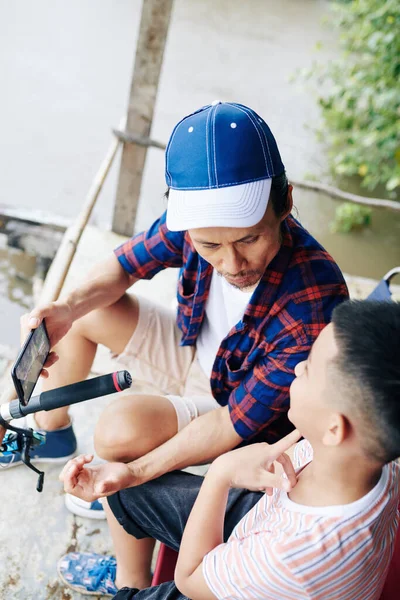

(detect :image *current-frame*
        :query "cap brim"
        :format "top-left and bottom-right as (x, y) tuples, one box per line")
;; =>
(166, 178), (272, 231)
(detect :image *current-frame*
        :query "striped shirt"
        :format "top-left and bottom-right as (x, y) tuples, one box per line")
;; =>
(203, 440), (400, 600)
(115, 211), (348, 442)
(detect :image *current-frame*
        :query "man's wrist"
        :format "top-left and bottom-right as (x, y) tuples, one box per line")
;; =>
(129, 445), (182, 484)
(127, 459), (148, 487)
(63, 290), (85, 322)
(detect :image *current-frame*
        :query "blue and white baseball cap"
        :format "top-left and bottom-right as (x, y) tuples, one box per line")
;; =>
(165, 101), (285, 231)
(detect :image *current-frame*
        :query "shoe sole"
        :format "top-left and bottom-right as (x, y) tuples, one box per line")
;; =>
(0, 450), (77, 469)
(57, 565), (115, 596)
(64, 494), (106, 520)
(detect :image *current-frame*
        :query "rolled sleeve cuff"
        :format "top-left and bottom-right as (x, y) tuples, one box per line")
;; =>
(115, 251), (135, 275)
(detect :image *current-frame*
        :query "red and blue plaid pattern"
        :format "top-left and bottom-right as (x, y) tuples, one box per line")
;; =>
(115, 211), (348, 442)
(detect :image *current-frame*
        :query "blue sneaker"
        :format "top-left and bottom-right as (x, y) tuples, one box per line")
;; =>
(65, 493), (106, 520)
(57, 552), (119, 596)
(0, 415), (77, 467)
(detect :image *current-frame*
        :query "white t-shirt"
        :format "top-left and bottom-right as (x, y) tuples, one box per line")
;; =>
(196, 270), (254, 378)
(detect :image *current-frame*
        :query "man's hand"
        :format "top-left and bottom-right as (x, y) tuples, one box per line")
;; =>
(20, 300), (74, 376)
(59, 454), (140, 502)
(209, 429), (301, 495)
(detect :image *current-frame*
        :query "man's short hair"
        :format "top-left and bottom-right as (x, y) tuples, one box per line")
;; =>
(331, 300), (400, 463)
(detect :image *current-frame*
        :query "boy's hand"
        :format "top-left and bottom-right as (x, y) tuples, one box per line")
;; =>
(209, 429), (301, 495)
(59, 455), (140, 502)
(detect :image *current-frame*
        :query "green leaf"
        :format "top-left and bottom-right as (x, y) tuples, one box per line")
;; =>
(295, 0), (400, 200)
(386, 176), (400, 191)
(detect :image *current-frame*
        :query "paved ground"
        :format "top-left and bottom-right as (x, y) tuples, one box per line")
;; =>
(0, 392), (116, 600)
(1, 225), (399, 599)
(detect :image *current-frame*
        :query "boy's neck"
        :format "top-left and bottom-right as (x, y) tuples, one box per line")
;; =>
(289, 448), (383, 508)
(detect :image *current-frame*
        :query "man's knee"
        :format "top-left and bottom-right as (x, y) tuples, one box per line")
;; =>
(73, 294), (139, 356)
(94, 394), (178, 463)
(94, 398), (142, 462)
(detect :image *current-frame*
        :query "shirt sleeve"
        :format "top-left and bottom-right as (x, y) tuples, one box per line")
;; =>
(202, 536), (304, 600)
(228, 337), (310, 440)
(113, 210), (185, 279)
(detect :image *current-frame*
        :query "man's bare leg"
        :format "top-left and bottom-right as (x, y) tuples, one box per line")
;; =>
(35, 294), (141, 431)
(35, 291), (181, 463)
(104, 499), (154, 590)
(94, 394), (179, 462)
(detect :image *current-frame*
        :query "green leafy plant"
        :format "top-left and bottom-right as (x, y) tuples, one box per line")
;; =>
(303, 0), (400, 198)
(331, 202), (372, 233)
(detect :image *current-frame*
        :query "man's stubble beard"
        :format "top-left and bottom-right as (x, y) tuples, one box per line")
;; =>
(216, 269), (262, 292)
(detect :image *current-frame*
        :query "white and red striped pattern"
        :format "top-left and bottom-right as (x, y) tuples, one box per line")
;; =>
(203, 440), (400, 600)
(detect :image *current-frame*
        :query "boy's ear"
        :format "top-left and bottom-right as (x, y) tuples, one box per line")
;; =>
(322, 413), (348, 447)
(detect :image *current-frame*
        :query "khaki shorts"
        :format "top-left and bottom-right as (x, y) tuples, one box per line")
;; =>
(115, 297), (219, 431)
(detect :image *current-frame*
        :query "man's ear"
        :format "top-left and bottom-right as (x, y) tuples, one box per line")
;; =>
(322, 413), (349, 447)
(279, 184), (294, 223)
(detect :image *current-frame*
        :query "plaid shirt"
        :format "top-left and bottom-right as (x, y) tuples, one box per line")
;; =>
(115, 211), (348, 442)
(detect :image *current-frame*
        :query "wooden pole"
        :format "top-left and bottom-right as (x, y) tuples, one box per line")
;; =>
(112, 0), (174, 237)
(40, 126), (122, 304)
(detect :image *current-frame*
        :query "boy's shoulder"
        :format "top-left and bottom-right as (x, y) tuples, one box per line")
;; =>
(270, 462), (399, 597)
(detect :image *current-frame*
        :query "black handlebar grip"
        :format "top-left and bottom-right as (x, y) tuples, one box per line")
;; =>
(32, 370), (132, 413)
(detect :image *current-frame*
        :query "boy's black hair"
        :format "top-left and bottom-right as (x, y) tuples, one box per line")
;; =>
(331, 300), (400, 463)
(164, 170), (291, 219)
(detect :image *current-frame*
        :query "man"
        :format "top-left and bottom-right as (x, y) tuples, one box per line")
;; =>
(58, 300), (400, 599)
(1, 102), (347, 521)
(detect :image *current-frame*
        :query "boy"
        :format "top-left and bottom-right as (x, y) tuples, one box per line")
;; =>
(59, 300), (400, 599)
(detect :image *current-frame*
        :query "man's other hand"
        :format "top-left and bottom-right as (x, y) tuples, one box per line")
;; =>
(59, 454), (139, 502)
(209, 429), (301, 495)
